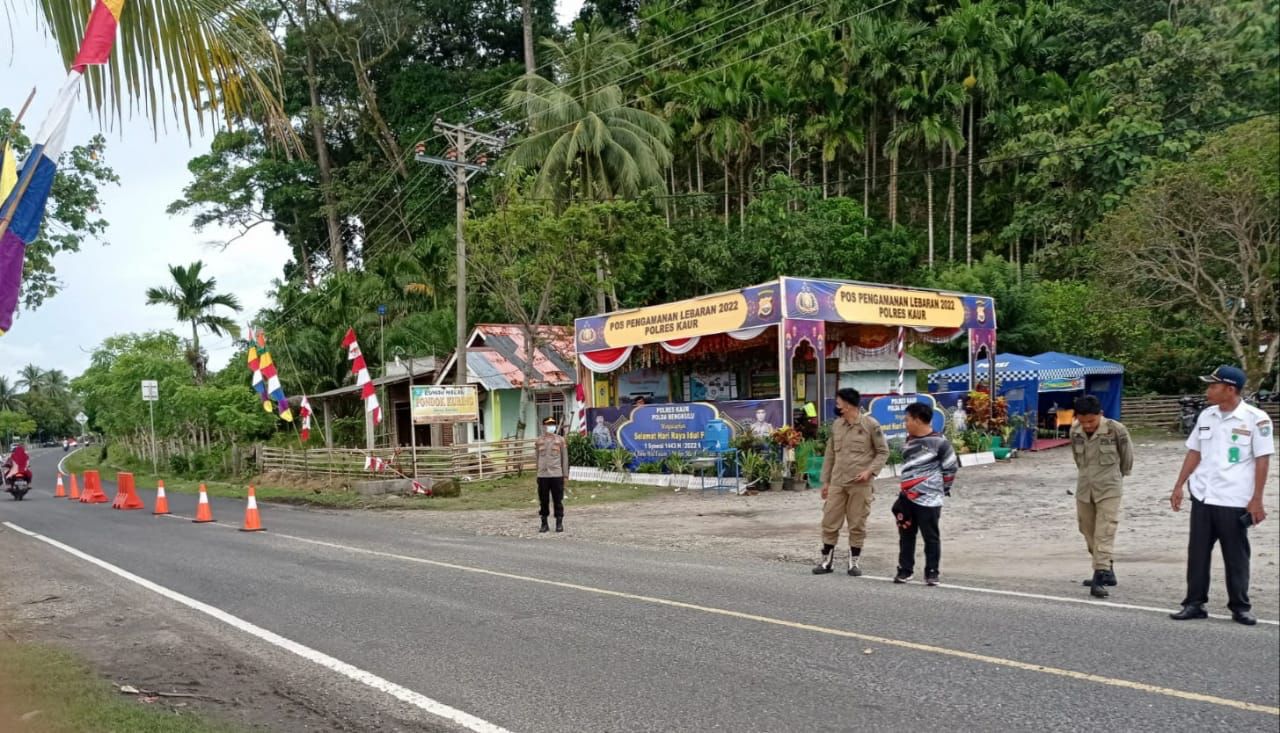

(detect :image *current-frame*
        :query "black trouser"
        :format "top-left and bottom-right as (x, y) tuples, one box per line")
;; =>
(1182, 497), (1251, 613)
(898, 501), (942, 575)
(537, 477), (565, 519)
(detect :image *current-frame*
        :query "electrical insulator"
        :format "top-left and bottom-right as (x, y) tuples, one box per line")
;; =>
(476, 154), (488, 166)
(445, 148), (457, 161)
(414, 141), (425, 155)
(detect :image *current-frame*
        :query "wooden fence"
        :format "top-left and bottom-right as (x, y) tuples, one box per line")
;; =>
(1122, 395), (1280, 429)
(258, 438), (539, 482)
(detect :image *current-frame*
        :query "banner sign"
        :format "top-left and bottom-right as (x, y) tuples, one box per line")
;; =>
(411, 385), (479, 424)
(587, 399), (784, 463)
(782, 277), (995, 330)
(575, 283), (781, 351)
(864, 393), (946, 440)
(1038, 377), (1085, 393)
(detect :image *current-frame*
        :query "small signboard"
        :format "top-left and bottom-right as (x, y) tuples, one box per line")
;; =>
(411, 385), (478, 424)
(75, 412), (88, 425)
(141, 380), (159, 402)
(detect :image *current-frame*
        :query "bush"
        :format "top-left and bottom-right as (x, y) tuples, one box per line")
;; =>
(662, 453), (694, 474)
(567, 434), (596, 467)
(887, 437), (906, 467)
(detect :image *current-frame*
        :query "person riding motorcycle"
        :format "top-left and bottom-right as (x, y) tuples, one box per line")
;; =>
(3, 444), (33, 486)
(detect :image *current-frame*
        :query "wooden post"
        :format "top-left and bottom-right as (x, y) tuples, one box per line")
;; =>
(322, 400), (333, 449)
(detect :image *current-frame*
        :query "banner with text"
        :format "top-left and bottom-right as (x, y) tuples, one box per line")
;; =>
(575, 283), (781, 351)
(864, 393), (946, 441)
(782, 277), (995, 330)
(586, 399), (784, 463)
(411, 385), (479, 424)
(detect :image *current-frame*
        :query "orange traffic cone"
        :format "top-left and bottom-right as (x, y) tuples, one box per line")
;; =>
(111, 472), (146, 510)
(192, 484), (215, 523)
(79, 470), (110, 504)
(239, 485), (264, 532)
(67, 473), (80, 500)
(152, 481), (171, 515)
(55, 473), (66, 498)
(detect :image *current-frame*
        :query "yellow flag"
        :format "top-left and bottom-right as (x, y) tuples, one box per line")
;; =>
(0, 145), (16, 202)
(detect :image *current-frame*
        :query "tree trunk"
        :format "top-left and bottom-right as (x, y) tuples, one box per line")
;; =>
(836, 158), (844, 197)
(863, 128), (870, 237)
(966, 100), (975, 266)
(869, 105), (877, 193)
(947, 141), (957, 262)
(521, 0), (535, 75)
(887, 110), (898, 227)
(926, 170), (935, 268)
(665, 166), (674, 226)
(696, 147), (704, 193)
(723, 157), (730, 227)
(738, 159), (745, 228)
(303, 27), (345, 272)
(822, 155), (829, 199)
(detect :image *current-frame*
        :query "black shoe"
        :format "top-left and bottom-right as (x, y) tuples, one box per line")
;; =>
(1169, 605), (1208, 620)
(924, 573), (940, 587)
(1082, 569), (1118, 587)
(894, 570), (913, 584)
(813, 550), (834, 574)
(539, 519), (549, 533)
(1090, 570), (1109, 599)
(1232, 611), (1257, 626)
(555, 519), (564, 533)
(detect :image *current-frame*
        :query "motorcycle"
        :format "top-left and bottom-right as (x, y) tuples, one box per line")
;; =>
(5, 475), (31, 501)
(1178, 395), (1206, 436)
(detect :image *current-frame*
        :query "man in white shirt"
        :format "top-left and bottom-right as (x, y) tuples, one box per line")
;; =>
(1169, 365), (1273, 626)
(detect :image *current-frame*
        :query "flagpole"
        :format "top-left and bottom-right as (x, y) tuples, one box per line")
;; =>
(0, 87), (38, 151)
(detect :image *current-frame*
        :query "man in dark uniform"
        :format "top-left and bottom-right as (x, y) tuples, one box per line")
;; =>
(535, 416), (570, 533)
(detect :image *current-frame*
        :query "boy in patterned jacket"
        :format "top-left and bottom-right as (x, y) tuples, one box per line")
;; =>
(892, 402), (959, 586)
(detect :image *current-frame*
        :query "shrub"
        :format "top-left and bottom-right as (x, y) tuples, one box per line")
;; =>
(567, 434), (596, 467)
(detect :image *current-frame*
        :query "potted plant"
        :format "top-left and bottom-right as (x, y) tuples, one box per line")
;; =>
(770, 425), (804, 489)
(740, 452), (776, 491)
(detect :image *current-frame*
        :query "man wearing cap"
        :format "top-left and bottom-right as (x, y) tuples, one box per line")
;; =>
(814, 388), (890, 577)
(1170, 365), (1273, 626)
(535, 417), (570, 533)
(1069, 394), (1134, 599)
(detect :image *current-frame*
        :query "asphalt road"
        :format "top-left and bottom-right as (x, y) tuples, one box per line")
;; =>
(4, 448), (1278, 732)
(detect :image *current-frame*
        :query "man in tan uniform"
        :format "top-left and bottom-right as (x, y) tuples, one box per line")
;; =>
(1069, 394), (1133, 598)
(535, 416), (570, 533)
(815, 388), (889, 576)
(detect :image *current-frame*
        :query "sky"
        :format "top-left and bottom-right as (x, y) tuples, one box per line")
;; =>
(0, 0), (586, 385)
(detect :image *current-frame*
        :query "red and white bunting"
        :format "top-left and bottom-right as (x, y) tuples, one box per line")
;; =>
(299, 396), (313, 442)
(341, 328), (382, 425)
(364, 455), (388, 472)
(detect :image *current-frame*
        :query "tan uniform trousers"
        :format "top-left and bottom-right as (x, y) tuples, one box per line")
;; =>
(822, 480), (874, 548)
(1076, 496), (1122, 570)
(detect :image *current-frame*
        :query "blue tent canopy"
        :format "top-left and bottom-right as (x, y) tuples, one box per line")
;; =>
(927, 352), (1126, 450)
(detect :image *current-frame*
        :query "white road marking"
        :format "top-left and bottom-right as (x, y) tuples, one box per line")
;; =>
(1, 521), (512, 733)
(55, 447), (82, 475)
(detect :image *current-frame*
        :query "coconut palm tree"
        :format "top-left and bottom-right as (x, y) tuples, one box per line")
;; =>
(32, 0), (285, 138)
(145, 261), (243, 382)
(504, 20), (673, 204)
(15, 365), (46, 393)
(0, 376), (22, 411)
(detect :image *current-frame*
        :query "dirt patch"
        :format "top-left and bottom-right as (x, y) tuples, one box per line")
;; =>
(0, 528), (452, 733)
(390, 435), (1280, 616)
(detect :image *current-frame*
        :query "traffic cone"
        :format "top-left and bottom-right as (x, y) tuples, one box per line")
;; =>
(239, 485), (264, 532)
(152, 481), (171, 515)
(79, 470), (109, 504)
(111, 472), (146, 510)
(192, 484), (215, 523)
(67, 473), (80, 500)
(55, 473), (66, 498)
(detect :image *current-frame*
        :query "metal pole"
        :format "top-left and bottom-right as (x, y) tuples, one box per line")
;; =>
(148, 400), (157, 474)
(408, 356), (418, 479)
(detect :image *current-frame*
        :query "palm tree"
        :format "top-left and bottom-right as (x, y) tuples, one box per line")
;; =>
(43, 369), (71, 398)
(33, 0), (286, 139)
(505, 20), (673, 204)
(15, 365), (46, 393)
(0, 376), (22, 411)
(145, 261), (243, 382)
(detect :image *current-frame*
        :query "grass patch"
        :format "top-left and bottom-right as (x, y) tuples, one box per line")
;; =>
(0, 641), (237, 732)
(63, 450), (663, 512)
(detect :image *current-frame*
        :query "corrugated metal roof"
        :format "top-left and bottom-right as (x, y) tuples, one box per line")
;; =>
(839, 353), (934, 372)
(438, 324), (575, 391)
(305, 357), (439, 402)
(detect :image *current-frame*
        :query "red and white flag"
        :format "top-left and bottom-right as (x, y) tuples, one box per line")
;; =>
(299, 396), (313, 442)
(341, 328), (381, 425)
(364, 455), (388, 472)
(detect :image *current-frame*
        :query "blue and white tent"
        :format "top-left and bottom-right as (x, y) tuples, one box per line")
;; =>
(928, 352), (1125, 449)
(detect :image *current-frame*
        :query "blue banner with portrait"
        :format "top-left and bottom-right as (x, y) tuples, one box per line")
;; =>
(586, 399), (785, 463)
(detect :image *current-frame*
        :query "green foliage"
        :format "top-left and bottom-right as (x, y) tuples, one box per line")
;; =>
(567, 433), (596, 467)
(661, 453), (694, 475)
(740, 451), (778, 488)
(0, 411), (37, 445)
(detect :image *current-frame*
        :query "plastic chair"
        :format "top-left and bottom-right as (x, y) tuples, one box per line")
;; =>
(1055, 409), (1075, 437)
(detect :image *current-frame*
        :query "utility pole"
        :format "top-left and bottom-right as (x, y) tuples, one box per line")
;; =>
(415, 120), (505, 445)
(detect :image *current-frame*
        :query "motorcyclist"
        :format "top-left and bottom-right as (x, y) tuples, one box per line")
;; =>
(3, 444), (33, 486)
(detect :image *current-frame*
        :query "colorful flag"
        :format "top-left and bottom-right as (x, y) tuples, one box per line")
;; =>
(0, 0), (125, 336)
(341, 328), (382, 425)
(247, 345), (270, 407)
(299, 396), (313, 442)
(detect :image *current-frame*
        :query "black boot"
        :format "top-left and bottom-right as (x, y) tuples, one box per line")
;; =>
(812, 545), (835, 574)
(539, 518), (550, 533)
(1089, 570), (1109, 598)
(1082, 564), (1118, 587)
(555, 518), (564, 533)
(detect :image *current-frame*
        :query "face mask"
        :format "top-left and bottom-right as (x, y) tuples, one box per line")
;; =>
(833, 405), (844, 416)
(545, 426), (556, 434)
